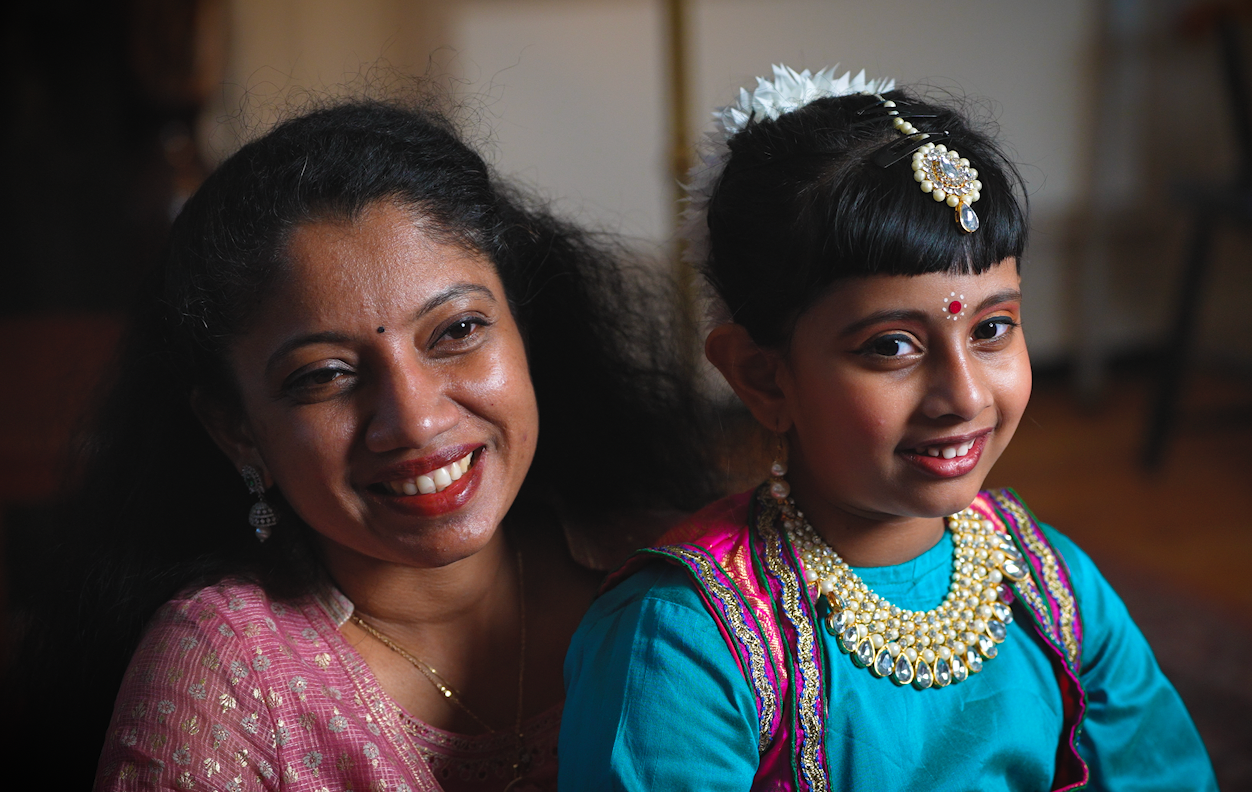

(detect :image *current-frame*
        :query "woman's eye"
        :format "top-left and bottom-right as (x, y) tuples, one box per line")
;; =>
(973, 317), (1017, 341)
(444, 320), (478, 341)
(433, 316), (490, 349)
(305, 368), (347, 385)
(866, 335), (919, 357)
(282, 365), (354, 401)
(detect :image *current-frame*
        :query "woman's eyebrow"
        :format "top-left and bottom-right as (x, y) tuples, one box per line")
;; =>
(266, 331), (351, 374)
(415, 282), (497, 318)
(265, 283), (498, 374)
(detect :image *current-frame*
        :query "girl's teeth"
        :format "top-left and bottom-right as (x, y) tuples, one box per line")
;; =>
(416, 475), (436, 494)
(403, 481), (418, 496)
(920, 441), (975, 459)
(433, 467), (452, 488)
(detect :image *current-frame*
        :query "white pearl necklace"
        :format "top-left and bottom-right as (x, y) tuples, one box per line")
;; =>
(777, 492), (1028, 690)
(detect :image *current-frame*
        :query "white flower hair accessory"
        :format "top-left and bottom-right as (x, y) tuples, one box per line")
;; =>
(680, 64), (895, 265)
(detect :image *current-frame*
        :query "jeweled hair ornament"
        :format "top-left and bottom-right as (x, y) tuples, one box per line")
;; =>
(680, 64), (896, 265)
(867, 94), (983, 233)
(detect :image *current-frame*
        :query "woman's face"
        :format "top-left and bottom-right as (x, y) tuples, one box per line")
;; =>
(222, 201), (538, 568)
(778, 259), (1031, 526)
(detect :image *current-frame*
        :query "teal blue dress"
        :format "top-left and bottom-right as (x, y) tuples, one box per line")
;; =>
(559, 526), (1216, 791)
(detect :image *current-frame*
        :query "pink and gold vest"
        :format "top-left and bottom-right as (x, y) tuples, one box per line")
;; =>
(604, 487), (1089, 792)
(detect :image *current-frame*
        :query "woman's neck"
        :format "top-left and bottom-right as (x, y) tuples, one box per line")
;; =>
(322, 527), (518, 632)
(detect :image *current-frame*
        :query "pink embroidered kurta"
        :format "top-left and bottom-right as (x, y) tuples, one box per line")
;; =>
(95, 580), (558, 791)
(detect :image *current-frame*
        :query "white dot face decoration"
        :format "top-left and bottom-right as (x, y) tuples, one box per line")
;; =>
(943, 292), (966, 320)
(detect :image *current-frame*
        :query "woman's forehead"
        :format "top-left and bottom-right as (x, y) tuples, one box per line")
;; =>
(276, 204), (499, 309)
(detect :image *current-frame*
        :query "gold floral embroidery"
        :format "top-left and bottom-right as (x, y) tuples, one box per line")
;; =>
(992, 492), (1081, 667)
(667, 546), (777, 752)
(757, 494), (829, 792)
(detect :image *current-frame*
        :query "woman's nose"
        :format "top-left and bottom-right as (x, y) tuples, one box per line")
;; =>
(920, 348), (993, 423)
(364, 357), (460, 453)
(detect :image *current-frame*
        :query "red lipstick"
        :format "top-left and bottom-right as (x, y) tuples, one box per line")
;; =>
(368, 445), (484, 518)
(370, 444), (480, 483)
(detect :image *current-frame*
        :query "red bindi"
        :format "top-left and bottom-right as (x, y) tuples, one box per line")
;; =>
(948, 301), (962, 314)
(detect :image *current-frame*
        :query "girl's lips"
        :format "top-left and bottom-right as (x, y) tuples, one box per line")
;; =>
(899, 433), (988, 478)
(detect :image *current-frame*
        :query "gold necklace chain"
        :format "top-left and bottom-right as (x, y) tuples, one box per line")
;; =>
(778, 493), (1028, 690)
(351, 548), (527, 774)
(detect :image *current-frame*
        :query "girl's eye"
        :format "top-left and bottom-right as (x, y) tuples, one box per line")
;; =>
(866, 334), (920, 357)
(973, 317), (1017, 341)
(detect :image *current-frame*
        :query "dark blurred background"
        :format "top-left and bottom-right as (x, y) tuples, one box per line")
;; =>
(3, 0), (1250, 787)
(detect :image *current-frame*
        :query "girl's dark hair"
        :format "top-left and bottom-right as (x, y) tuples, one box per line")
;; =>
(701, 88), (1028, 347)
(12, 99), (716, 781)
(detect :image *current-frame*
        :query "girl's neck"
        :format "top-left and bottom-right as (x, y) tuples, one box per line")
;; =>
(786, 482), (947, 568)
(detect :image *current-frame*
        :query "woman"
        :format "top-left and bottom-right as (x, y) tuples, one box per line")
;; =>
(559, 66), (1215, 790)
(12, 99), (715, 791)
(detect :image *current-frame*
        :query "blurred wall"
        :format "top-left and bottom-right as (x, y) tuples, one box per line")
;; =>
(197, 0), (1251, 369)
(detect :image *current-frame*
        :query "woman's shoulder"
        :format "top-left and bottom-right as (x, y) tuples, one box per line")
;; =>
(133, 578), (348, 675)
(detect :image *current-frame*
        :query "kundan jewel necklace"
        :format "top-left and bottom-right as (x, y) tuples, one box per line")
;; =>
(778, 493), (1029, 690)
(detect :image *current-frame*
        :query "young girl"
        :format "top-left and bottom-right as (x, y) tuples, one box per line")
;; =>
(557, 66), (1217, 791)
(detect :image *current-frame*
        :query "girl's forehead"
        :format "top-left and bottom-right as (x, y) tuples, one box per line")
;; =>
(848, 262), (1018, 302)
(797, 260), (1021, 333)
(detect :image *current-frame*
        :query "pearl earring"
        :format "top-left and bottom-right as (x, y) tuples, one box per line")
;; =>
(768, 435), (791, 501)
(240, 465), (279, 542)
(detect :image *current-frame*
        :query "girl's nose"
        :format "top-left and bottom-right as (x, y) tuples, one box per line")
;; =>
(920, 349), (993, 423)
(364, 357), (460, 453)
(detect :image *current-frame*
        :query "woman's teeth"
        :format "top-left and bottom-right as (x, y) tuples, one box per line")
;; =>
(384, 453), (473, 496)
(917, 441), (975, 459)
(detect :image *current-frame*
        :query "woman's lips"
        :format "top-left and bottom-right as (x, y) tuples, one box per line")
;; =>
(899, 433), (988, 478)
(370, 447), (484, 517)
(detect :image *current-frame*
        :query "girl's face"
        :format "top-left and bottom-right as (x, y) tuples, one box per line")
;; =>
(214, 201), (539, 569)
(777, 259), (1030, 526)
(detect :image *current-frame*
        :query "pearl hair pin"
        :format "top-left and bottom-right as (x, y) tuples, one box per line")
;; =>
(873, 96), (983, 233)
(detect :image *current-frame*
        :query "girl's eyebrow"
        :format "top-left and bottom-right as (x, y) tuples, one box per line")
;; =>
(838, 309), (928, 338)
(837, 288), (1022, 338)
(973, 288), (1022, 313)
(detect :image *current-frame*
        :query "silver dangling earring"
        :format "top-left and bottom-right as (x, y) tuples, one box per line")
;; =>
(768, 434), (790, 501)
(240, 465), (279, 542)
